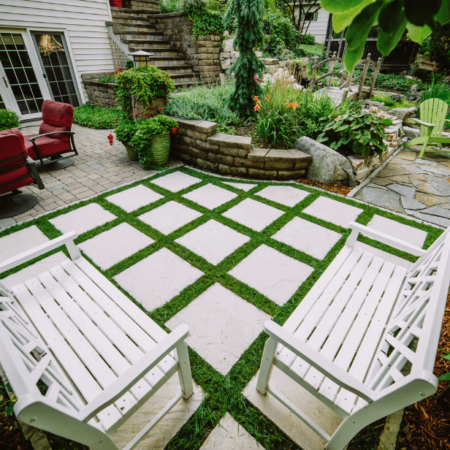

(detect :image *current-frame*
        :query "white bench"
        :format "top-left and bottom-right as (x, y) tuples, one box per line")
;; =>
(257, 222), (450, 450)
(0, 232), (194, 450)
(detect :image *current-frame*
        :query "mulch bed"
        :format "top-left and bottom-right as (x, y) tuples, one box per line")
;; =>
(297, 178), (353, 196)
(396, 291), (450, 450)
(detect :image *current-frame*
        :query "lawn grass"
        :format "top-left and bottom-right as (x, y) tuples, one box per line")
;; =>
(0, 166), (442, 450)
(299, 43), (324, 56)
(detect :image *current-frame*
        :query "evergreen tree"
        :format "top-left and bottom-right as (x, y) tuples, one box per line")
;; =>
(224, 0), (266, 117)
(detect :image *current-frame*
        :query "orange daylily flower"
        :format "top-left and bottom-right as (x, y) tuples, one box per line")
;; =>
(254, 105), (260, 111)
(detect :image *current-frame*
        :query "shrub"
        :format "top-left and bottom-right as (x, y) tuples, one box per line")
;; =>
(317, 110), (392, 157)
(115, 119), (139, 145)
(115, 66), (174, 111)
(159, 0), (181, 13)
(371, 93), (416, 109)
(299, 34), (314, 45)
(421, 24), (450, 75)
(164, 83), (240, 132)
(73, 104), (125, 129)
(98, 74), (116, 83)
(0, 109), (19, 131)
(254, 81), (355, 148)
(183, 0), (224, 40)
(262, 9), (299, 56)
(361, 71), (425, 92)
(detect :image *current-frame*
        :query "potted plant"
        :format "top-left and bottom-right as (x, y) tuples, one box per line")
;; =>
(115, 119), (139, 160)
(130, 115), (178, 168)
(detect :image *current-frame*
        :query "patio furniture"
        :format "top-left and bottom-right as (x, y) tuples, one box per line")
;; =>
(0, 232), (194, 450)
(404, 98), (450, 158)
(19, 99), (78, 170)
(257, 221), (450, 450)
(0, 129), (45, 219)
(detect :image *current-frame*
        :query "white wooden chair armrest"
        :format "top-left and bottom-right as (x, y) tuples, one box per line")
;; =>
(264, 321), (375, 403)
(0, 232), (80, 274)
(413, 118), (436, 128)
(79, 324), (189, 423)
(346, 222), (426, 257)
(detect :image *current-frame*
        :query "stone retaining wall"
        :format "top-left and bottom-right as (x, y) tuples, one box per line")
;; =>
(154, 13), (223, 84)
(170, 117), (312, 180)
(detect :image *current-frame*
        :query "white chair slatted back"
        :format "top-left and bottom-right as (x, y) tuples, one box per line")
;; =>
(367, 230), (450, 394)
(0, 294), (85, 416)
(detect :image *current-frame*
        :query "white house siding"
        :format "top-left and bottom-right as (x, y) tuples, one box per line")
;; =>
(294, 7), (330, 44)
(0, 0), (114, 103)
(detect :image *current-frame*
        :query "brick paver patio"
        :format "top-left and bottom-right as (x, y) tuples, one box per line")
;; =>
(0, 122), (178, 230)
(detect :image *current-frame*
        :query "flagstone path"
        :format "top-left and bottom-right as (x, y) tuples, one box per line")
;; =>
(356, 148), (450, 227)
(0, 168), (435, 450)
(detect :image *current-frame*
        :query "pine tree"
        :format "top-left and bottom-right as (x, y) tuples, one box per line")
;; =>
(224, 0), (266, 117)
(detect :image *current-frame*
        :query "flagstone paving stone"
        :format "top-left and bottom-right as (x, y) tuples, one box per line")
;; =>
(139, 201), (202, 235)
(367, 215), (428, 248)
(106, 185), (163, 212)
(229, 245), (313, 306)
(49, 203), (116, 235)
(255, 186), (309, 207)
(166, 284), (270, 375)
(175, 220), (250, 265)
(200, 413), (265, 449)
(302, 196), (363, 228)
(151, 171), (201, 192)
(273, 217), (342, 260)
(223, 198), (284, 232)
(222, 182), (257, 191)
(183, 184), (237, 209)
(114, 248), (203, 311)
(79, 223), (154, 270)
(0, 225), (48, 264)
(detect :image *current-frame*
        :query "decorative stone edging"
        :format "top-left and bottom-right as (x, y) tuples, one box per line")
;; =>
(170, 117), (313, 180)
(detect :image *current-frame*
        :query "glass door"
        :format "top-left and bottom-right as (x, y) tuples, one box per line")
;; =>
(0, 32), (46, 120)
(32, 33), (80, 107)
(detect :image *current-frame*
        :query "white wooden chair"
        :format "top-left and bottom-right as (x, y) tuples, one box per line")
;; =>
(257, 222), (450, 450)
(0, 232), (194, 450)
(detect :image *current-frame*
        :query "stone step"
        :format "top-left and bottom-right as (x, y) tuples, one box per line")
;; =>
(124, 38), (172, 48)
(112, 26), (159, 34)
(157, 64), (193, 74)
(111, 7), (156, 15)
(111, 15), (150, 24)
(129, 47), (179, 57)
(122, 0), (159, 12)
(146, 12), (186, 19)
(174, 80), (203, 89)
(148, 56), (187, 65)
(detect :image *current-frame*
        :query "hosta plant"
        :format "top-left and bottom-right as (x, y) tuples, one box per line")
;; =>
(317, 109), (392, 157)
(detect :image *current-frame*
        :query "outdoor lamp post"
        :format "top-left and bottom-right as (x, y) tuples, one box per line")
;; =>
(128, 50), (154, 67)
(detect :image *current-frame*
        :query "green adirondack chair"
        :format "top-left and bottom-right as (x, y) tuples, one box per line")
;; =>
(404, 98), (450, 158)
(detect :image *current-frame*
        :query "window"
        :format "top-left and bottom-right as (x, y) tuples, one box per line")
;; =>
(302, 11), (319, 21)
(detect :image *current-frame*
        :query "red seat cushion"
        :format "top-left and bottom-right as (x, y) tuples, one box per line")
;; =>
(0, 133), (33, 195)
(25, 135), (70, 160)
(40, 100), (74, 143)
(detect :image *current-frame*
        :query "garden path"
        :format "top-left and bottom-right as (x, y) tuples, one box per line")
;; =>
(314, 85), (359, 104)
(0, 121), (179, 231)
(0, 167), (437, 450)
(356, 148), (450, 227)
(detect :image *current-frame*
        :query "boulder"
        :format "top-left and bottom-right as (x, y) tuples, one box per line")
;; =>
(389, 107), (417, 120)
(223, 38), (235, 52)
(295, 137), (356, 186)
(403, 126), (421, 139)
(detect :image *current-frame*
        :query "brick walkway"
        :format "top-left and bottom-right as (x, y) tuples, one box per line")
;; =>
(1, 122), (178, 230)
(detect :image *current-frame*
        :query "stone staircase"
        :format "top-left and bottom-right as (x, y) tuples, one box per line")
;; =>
(109, 3), (202, 88)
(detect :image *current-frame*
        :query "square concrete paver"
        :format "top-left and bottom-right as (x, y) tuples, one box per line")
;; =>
(114, 248), (203, 311)
(151, 171), (201, 192)
(106, 185), (163, 212)
(223, 198), (284, 232)
(367, 215), (427, 248)
(2, 252), (67, 288)
(200, 413), (265, 450)
(223, 182), (257, 192)
(244, 368), (343, 450)
(229, 245), (313, 306)
(139, 201), (202, 235)
(79, 223), (154, 270)
(166, 283), (270, 375)
(112, 374), (204, 450)
(175, 220), (250, 265)
(303, 196), (363, 228)
(49, 203), (116, 235)
(0, 225), (49, 264)
(183, 184), (237, 209)
(256, 186), (309, 207)
(273, 217), (341, 260)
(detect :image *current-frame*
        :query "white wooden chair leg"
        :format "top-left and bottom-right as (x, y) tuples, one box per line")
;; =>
(66, 240), (81, 260)
(176, 342), (194, 400)
(256, 337), (278, 395)
(345, 228), (360, 248)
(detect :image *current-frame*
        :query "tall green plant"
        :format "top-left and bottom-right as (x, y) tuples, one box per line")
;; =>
(223, 0), (266, 116)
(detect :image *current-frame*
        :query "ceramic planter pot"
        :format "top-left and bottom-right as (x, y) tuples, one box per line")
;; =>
(124, 143), (138, 161)
(151, 132), (170, 165)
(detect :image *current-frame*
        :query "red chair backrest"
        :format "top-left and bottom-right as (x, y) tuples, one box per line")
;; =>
(0, 129), (28, 170)
(39, 100), (74, 143)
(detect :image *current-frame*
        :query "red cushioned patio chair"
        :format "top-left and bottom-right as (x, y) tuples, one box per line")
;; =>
(0, 129), (45, 219)
(19, 100), (78, 170)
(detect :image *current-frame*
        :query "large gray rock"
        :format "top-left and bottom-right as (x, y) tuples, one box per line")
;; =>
(295, 137), (356, 186)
